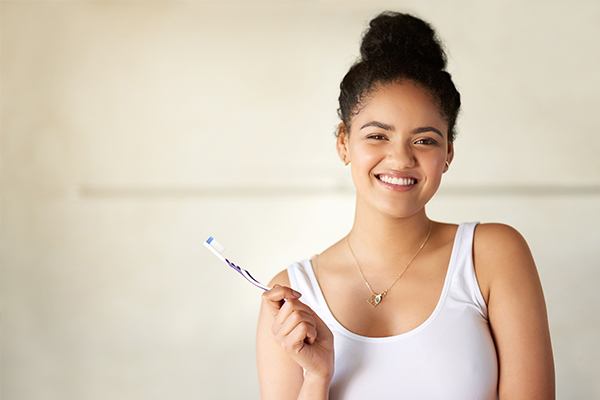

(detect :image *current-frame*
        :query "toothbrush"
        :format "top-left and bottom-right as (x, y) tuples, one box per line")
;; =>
(203, 236), (271, 291)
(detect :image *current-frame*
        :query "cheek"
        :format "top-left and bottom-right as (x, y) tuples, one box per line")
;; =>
(348, 146), (381, 185)
(353, 154), (382, 181)
(431, 157), (446, 171)
(420, 150), (446, 170)
(350, 144), (382, 165)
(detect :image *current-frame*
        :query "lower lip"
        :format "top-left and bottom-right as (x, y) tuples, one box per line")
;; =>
(375, 176), (417, 192)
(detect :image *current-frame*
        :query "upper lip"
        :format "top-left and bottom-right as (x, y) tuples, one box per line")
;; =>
(375, 171), (419, 181)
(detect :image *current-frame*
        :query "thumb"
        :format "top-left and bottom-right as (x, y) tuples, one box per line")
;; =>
(261, 284), (302, 315)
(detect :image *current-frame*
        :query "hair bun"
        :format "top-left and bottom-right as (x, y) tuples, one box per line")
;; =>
(359, 11), (447, 71)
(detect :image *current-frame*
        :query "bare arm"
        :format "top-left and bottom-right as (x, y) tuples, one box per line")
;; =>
(256, 269), (333, 399)
(475, 223), (555, 399)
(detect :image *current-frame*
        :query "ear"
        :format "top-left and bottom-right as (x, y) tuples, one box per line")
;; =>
(444, 141), (454, 172)
(335, 122), (350, 165)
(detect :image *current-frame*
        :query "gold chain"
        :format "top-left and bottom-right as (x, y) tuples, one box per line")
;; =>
(346, 220), (433, 308)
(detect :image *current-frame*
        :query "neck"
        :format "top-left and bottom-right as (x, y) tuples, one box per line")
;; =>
(345, 197), (433, 274)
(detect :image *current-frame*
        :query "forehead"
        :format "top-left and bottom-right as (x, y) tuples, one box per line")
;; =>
(353, 80), (447, 131)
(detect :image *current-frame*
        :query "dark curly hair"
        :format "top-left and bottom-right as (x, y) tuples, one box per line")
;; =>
(336, 11), (461, 143)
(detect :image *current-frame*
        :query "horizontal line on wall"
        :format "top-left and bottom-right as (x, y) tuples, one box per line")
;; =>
(78, 183), (600, 198)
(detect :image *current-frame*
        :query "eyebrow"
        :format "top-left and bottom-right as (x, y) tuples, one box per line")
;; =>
(359, 121), (444, 138)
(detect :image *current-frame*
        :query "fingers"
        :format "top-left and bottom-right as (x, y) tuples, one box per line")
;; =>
(276, 315), (318, 354)
(261, 284), (302, 316)
(276, 309), (316, 339)
(270, 297), (319, 351)
(263, 285), (320, 352)
(263, 284), (302, 301)
(274, 297), (309, 325)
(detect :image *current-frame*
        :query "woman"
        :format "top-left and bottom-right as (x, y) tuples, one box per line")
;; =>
(256, 10), (555, 400)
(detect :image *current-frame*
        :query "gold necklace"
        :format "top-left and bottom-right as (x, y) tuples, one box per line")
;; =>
(345, 220), (433, 308)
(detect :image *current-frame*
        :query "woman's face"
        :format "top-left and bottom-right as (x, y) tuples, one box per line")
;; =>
(336, 79), (453, 218)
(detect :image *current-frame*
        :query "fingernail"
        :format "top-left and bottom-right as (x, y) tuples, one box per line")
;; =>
(292, 290), (302, 298)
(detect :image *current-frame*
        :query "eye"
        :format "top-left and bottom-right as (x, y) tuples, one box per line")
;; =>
(415, 138), (437, 145)
(367, 134), (387, 140)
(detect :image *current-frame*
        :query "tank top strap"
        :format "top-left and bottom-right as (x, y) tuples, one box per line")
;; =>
(449, 221), (489, 320)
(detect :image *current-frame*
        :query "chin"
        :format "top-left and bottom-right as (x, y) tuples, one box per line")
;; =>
(374, 190), (439, 218)
(378, 204), (424, 219)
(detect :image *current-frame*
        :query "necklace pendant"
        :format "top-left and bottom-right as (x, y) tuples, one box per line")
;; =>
(368, 292), (385, 307)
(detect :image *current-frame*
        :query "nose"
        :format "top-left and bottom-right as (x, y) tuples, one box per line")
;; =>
(387, 142), (416, 167)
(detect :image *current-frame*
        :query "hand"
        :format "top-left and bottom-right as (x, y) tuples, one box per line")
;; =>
(262, 284), (335, 381)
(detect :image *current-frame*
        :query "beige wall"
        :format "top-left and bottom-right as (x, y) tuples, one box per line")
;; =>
(1, 1), (599, 398)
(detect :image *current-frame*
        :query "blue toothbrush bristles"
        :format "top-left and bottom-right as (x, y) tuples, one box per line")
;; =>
(204, 236), (227, 262)
(206, 236), (225, 253)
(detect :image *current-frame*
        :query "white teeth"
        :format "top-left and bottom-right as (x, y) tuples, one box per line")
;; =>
(378, 175), (416, 186)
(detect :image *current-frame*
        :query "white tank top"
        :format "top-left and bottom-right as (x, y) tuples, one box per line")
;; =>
(287, 221), (498, 399)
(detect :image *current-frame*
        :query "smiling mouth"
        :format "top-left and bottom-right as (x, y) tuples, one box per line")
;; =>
(375, 174), (419, 186)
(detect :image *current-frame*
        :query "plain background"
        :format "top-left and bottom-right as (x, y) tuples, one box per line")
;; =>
(1, 0), (599, 398)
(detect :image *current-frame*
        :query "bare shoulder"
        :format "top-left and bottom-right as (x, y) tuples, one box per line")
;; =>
(473, 222), (534, 273)
(267, 268), (291, 288)
(474, 222), (530, 254)
(472, 222), (534, 305)
(473, 222), (555, 397)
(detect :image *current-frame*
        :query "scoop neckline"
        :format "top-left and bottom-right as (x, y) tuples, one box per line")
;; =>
(303, 222), (464, 343)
